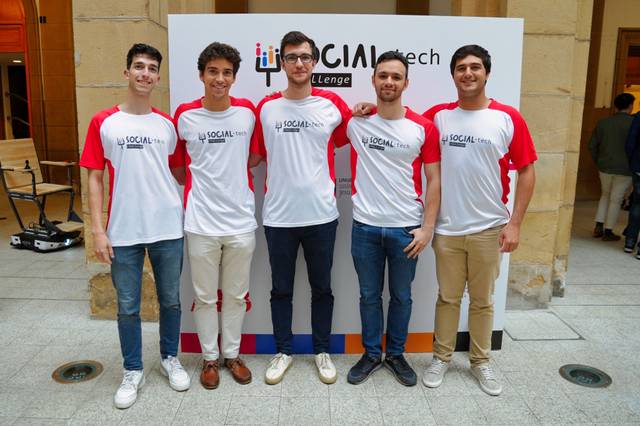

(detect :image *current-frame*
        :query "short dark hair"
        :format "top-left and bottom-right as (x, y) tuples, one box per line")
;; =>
(449, 44), (491, 75)
(126, 43), (162, 70)
(374, 51), (409, 79)
(280, 31), (318, 61)
(197, 42), (242, 76)
(614, 93), (635, 111)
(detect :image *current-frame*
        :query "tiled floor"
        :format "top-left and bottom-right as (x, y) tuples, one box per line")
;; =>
(0, 198), (639, 425)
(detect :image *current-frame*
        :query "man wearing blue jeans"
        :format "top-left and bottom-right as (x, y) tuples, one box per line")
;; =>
(346, 51), (441, 386)
(80, 43), (190, 409)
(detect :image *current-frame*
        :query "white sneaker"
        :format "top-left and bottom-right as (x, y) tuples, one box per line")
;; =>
(422, 357), (449, 388)
(265, 353), (292, 385)
(114, 369), (145, 409)
(160, 356), (191, 391)
(315, 352), (337, 384)
(471, 364), (502, 396)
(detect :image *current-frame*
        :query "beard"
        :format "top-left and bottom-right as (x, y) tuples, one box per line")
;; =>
(376, 88), (401, 103)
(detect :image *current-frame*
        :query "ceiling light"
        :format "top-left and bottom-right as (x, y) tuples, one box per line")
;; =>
(12, 59), (23, 63)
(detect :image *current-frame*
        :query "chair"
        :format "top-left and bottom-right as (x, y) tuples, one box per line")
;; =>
(0, 138), (83, 251)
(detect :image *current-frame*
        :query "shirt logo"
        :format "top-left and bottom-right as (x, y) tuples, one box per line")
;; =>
(197, 130), (248, 144)
(116, 135), (164, 150)
(274, 120), (324, 133)
(441, 133), (492, 148)
(361, 135), (410, 151)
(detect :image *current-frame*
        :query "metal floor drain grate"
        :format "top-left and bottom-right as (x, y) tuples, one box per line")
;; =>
(52, 360), (103, 384)
(559, 364), (612, 388)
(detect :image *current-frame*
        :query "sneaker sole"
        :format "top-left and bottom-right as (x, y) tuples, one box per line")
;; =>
(114, 375), (145, 409)
(383, 362), (417, 387)
(624, 247), (634, 253)
(318, 371), (337, 384)
(471, 370), (502, 396)
(159, 365), (190, 391)
(476, 382), (502, 396)
(422, 371), (447, 388)
(265, 361), (292, 385)
(201, 381), (219, 390)
(347, 362), (382, 385)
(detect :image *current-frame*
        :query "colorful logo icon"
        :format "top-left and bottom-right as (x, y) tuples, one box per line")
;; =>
(255, 42), (281, 87)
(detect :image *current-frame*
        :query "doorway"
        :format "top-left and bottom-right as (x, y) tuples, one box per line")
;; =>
(612, 29), (640, 114)
(0, 52), (29, 140)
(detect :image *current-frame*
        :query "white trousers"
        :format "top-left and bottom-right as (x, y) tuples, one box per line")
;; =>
(595, 172), (632, 229)
(186, 231), (256, 361)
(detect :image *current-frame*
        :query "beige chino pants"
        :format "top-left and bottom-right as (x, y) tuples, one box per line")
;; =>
(186, 231), (255, 361)
(431, 226), (503, 367)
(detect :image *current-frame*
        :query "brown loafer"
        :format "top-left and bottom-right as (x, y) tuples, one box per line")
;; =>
(224, 357), (252, 384)
(200, 360), (219, 389)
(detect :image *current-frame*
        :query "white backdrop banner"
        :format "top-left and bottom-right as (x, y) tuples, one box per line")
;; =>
(168, 14), (522, 354)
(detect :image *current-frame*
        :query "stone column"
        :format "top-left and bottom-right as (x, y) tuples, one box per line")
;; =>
(504, 0), (592, 305)
(450, 0), (592, 307)
(74, 0), (167, 320)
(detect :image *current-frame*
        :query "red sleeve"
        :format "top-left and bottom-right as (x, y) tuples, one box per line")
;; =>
(252, 97), (271, 158)
(169, 105), (187, 168)
(79, 109), (114, 170)
(507, 110), (537, 169)
(421, 121), (440, 164)
(405, 108), (440, 164)
(490, 102), (537, 169)
(329, 93), (352, 148)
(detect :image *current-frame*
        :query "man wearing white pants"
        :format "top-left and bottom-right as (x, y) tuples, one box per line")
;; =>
(172, 42), (257, 389)
(589, 93), (635, 241)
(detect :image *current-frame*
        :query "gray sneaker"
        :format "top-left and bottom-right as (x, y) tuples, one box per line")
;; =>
(422, 357), (449, 388)
(471, 364), (502, 396)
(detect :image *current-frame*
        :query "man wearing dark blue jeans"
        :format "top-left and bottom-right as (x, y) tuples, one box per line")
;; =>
(624, 112), (640, 258)
(81, 44), (190, 409)
(251, 31), (351, 385)
(346, 52), (441, 386)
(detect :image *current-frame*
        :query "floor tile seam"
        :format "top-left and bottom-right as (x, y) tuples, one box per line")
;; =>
(0, 275), (87, 281)
(0, 276), (88, 281)
(567, 283), (640, 286)
(0, 297), (90, 302)
(551, 303), (640, 308)
(471, 393), (533, 422)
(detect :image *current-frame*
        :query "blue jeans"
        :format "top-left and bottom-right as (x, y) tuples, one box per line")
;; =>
(351, 220), (419, 358)
(625, 173), (640, 249)
(264, 220), (337, 354)
(111, 237), (184, 370)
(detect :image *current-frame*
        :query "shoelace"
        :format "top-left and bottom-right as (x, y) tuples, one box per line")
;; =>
(317, 353), (331, 370)
(121, 371), (140, 390)
(166, 356), (185, 374)
(476, 365), (496, 381)
(227, 358), (245, 369)
(427, 359), (447, 374)
(269, 353), (288, 370)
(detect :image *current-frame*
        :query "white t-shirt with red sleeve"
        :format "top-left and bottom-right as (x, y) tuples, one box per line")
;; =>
(347, 108), (440, 227)
(172, 97), (258, 237)
(79, 106), (183, 247)
(422, 99), (537, 236)
(252, 88), (351, 227)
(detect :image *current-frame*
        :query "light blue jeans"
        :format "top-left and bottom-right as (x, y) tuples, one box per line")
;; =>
(111, 237), (184, 370)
